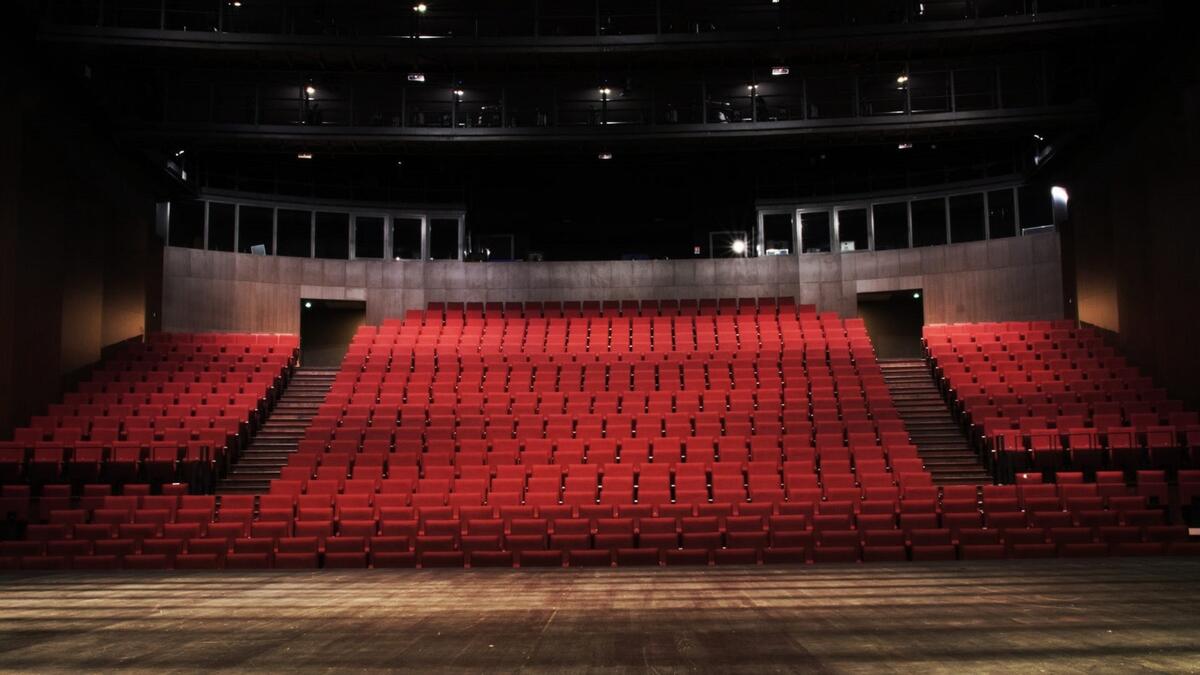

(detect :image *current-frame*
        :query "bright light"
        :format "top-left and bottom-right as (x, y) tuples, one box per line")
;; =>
(395, 257), (401, 261)
(297, 152), (313, 160)
(453, 89), (464, 98)
(598, 152), (613, 160)
(174, 149), (185, 157)
(396, 160), (403, 166)
(231, 0), (241, 6)
(896, 74), (909, 84)
(898, 143), (913, 150)
(407, 73), (426, 83)
(413, 3), (427, 13)
(912, 292), (921, 299)
(304, 301), (313, 309)
(771, 67), (789, 76)
(599, 87), (611, 97)
(747, 84), (758, 91)
(772, 0), (780, 4)
(731, 239), (747, 255)
(1051, 186), (1070, 204)
(305, 85), (316, 96)
(1033, 133), (1045, 141)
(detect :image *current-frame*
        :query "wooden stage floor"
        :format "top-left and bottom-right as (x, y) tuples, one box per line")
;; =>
(1, 558), (1199, 673)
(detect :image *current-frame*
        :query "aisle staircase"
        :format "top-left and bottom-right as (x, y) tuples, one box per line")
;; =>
(880, 359), (992, 485)
(216, 368), (337, 494)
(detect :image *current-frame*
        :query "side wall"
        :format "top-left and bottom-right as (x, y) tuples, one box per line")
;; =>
(1070, 77), (1200, 409)
(162, 230), (1063, 332)
(0, 64), (159, 437)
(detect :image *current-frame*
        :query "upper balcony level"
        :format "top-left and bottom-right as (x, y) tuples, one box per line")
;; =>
(40, 0), (1157, 60)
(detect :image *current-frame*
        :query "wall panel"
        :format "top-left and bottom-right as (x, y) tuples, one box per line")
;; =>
(163, 231), (1063, 332)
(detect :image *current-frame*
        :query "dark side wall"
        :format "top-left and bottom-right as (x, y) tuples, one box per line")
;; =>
(1068, 71), (1200, 409)
(0, 52), (162, 437)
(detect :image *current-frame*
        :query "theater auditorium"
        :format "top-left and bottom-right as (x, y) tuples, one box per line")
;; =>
(2, 1), (1199, 671)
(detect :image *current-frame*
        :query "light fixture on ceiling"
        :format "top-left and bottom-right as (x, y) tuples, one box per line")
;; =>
(896, 74), (909, 84)
(413, 3), (427, 13)
(305, 85), (316, 97)
(297, 152), (313, 160)
(771, 67), (789, 76)
(599, 87), (611, 98)
(898, 143), (913, 150)
(598, 152), (613, 160)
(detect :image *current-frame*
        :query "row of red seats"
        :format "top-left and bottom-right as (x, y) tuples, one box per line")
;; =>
(925, 322), (1199, 478)
(416, 298), (814, 318)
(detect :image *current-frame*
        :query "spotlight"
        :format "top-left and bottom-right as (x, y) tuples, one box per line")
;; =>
(731, 239), (747, 255)
(297, 152), (313, 160)
(304, 301), (313, 309)
(599, 87), (611, 97)
(453, 89), (464, 98)
(231, 0), (241, 6)
(912, 292), (921, 299)
(1051, 186), (1069, 204)
(305, 85), (316, 96)
(413, 3), (427, 13)
(896, 74), (909, 84)
(747, 84), (758, 91)
(598, 152), (613, 160)
(395, 257), (401, 261)
(897, 143), (913, 150)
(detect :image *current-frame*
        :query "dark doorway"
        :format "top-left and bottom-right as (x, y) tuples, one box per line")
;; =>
(300, 299), (366, 367)
(857, 290), (925, 359)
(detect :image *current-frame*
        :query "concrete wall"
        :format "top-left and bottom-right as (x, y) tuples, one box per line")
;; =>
(162, 230), (1063, 332)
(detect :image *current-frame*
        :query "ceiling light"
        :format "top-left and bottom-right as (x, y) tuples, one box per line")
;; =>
(747, 84), (758, 91)
(305, 85), (316, 96)
(304, 301), (313, 309)
(174, 150), (185, 157)
(413, 3), (427, 13)
(1033, 133), (1045, 141)
(731, 239), (747, 255)
(297, 152), (313, 160)
(598, 152), (613, 160)
(453, 89), (464, 98)
(896, 74), (909, 84)
(771, 67), (789, 76)
(897, 143), (913, 150)
(599, 87), (611, 97)
(231, 0), (241, 6)
(912, 292), (921, 299)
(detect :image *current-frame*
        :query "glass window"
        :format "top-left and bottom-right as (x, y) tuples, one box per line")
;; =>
(1019, 185), (1054, 231)
(315, 212), (350, 259)
(805, 77), (855, 119)
(949, 194), (986, 243)
(354, 216), (385, 259)
(836, 209), (869, 252)
(912, 198), (947, 248)
(859, 74), (907, 116)
(207, 202), (235, 252)
(872, 202), (909, 250)
(277, 209), (312, 258)
(430, 217), (460, 260)
(392, 217), (423, 260)
(168, 200), (205, 249)
(908, 71), (949, 114)
(237, 206), (273, 254)
(988, 189), (1017, 239)
(799, 211), (831, 253)
(761, 213), (794, 255)
(953, 68), (997, 111)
